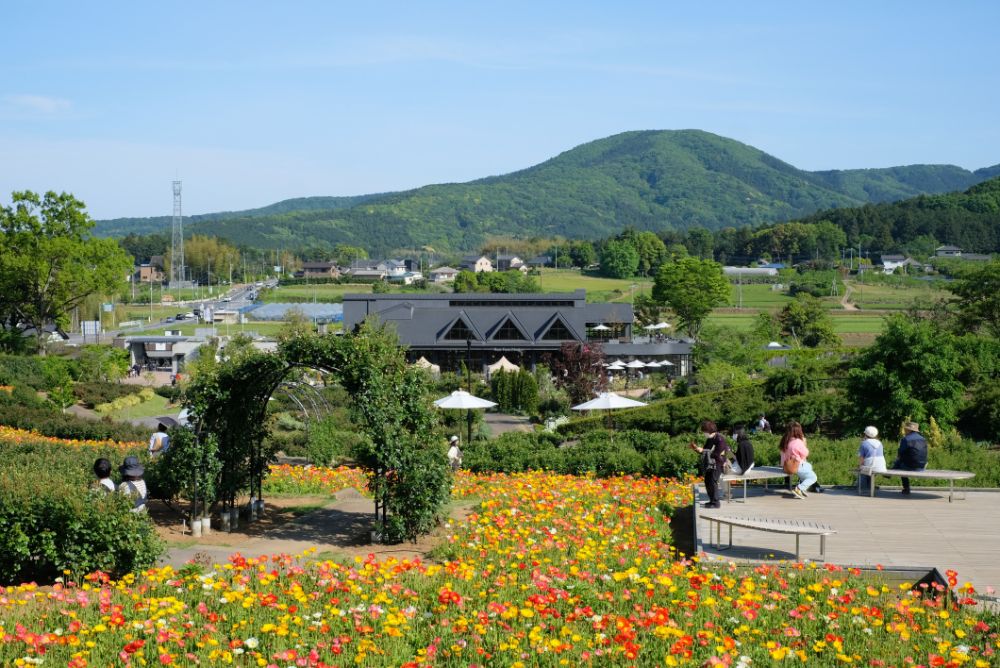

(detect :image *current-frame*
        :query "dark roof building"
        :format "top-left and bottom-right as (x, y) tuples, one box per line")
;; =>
(343, 289), (692, 374)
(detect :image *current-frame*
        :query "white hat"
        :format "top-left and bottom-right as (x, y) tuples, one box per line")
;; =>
(864, 426), (878, 438)
(449, 435), (459, 443)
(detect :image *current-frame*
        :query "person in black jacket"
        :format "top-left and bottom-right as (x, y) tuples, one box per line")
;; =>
(731, 428), (755, 475)
(893, 421), (928, 495)
(689, 419), (730, 509)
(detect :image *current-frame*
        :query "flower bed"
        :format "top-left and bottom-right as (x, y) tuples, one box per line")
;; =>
(1, 470), (996, 666)
(0, 425), (143, 450)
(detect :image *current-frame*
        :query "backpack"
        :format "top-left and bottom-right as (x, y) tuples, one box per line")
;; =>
(697, 444), (715, 476)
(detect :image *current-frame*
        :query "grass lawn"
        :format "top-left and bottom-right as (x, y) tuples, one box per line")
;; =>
(106, 393), (176, 421)
(535, 269), (653, 302)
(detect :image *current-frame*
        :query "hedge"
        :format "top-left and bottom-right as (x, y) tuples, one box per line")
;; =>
(0, 394), (149, 443)
(0, 440), (163, 584)
(557, 384), (769, 437)
(468, 429), (1000, 490)
(73, 381), (142, 408)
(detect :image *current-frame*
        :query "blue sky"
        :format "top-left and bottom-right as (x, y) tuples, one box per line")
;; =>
(2, 1), (998, 219)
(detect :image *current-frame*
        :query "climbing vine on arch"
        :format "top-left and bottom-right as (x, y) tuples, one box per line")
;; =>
(184, 321), (451, 542)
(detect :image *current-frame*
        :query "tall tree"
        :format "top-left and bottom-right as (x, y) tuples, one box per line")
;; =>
(948, 260), (1000, 337)
(778, 294), (839, 347)
(652, 256), (729, 337)
(845, 315), (964, 429)
(599, 239), (639, 278)
(0, 191), (133, 352)
(548, 342), (607, 405)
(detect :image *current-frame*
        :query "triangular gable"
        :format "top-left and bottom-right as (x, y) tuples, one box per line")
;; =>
(439, 311), (483, 341)
(487, 312), (531, 341)
(537, 313), (581, 341)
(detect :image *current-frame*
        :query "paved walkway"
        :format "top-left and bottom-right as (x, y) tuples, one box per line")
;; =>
(484, 412), (533, 435)
(694, 483), (1000, 594)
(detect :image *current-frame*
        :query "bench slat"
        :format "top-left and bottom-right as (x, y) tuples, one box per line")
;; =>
(703, 514), (836, 535)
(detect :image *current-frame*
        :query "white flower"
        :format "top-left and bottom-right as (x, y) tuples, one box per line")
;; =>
(244, 637), (259, 649)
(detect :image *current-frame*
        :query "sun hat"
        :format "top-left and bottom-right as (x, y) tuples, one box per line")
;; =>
(449, 435), (459, 443)
(904, 421), (920, 432)
(120, 456), (145, 477)
(864, 426), (878, 438)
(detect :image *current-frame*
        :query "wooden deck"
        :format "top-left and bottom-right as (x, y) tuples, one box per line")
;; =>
(694, 484), (1000, 595)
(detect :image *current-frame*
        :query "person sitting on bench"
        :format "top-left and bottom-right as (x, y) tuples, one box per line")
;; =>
(730, 427), (755, 475)
(893, 421), (928, 495)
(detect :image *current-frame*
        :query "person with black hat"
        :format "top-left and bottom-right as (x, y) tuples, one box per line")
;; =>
(118, 456), (148, 512)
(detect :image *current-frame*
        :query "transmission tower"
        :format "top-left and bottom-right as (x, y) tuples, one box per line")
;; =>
(169, 181), (185, 287)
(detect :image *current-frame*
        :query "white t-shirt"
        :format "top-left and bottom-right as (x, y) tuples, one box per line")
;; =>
(149, 431), (169, 455)
(447, 445), (462, 466)
(98, 478), (115, 493)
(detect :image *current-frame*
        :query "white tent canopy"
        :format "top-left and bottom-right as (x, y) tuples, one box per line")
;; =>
(572, 392), (648, 411)
(413, 356), (441, 373)
(487, 356), (520, 374)
(591, 324), (611, 331)
(644, 322), (672, 330)
(625, 360), (647, 369)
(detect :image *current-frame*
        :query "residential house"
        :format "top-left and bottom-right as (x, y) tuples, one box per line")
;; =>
(388, 271), (424, 286)
(429, 266), (459, 283)
(526, 255), (553, 268)
(134, 263), (165, 283)
(494, 254), (526, 272)
(300, 261), (341, 279)
(460, 255), (494, 273)
(935, 245), (963, 257)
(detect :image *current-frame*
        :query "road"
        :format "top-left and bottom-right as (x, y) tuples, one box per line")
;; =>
(66, 280), (276, 345)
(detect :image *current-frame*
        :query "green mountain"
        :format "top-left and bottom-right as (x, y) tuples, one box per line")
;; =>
(95, 130), (996, 254)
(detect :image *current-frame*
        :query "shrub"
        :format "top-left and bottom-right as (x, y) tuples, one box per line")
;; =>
(0, 394), (148, 442)
(73, 381), (140, 408)
(155, 384), (183, 402)
(155, 428), (222, 515)
(490, 369), (539, 415)
(307, 415), (365, 466)
(0, 440), (162, 584)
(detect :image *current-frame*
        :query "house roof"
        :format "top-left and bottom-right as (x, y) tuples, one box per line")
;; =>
(936, 245), (963, 251)
(430, 266), (459, 274)
(302, 261), (337, 269)
(461, 255), (489, 262)
(880, 254), (907, 263)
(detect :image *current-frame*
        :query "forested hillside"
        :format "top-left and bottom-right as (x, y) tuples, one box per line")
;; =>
(797, 176), (1000, 252)
(95, 130), (997, 254)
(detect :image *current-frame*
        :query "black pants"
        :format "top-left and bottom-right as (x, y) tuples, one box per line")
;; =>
(894, 464), (924, 493)
(704, 468), (721, 503)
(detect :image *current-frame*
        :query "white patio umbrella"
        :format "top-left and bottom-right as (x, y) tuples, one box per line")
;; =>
(644, 360), (662, 368)
(625, 360), (647, 369)
(606, 361), (626, 370)
(654, 322), (672, 330)
(571, 391), (648, 439)
(764, 341), (791, 350)
(434, 390), (497, 445)
(643, 323), (659, 331)
(572, 391), (648, 411)
(592, 324), (611, 331)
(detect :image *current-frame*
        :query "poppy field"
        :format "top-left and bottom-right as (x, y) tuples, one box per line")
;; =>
(1, 469), (998, 667)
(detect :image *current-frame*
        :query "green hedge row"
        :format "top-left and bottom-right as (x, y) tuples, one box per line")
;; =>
(466, 430), (1000, 489)
(73, 381), (142, 408)
(0, 440), (163, 584)
(0, 392), (149, 442)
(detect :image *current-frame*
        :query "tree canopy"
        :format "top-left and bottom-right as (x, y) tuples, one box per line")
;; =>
(0, 191), (132, 351)
(652, 257), (729, 336)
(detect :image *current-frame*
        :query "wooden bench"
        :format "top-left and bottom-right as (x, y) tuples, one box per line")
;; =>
(702, 513), (836, 561)
(862, 468), (974, 502)
(720, 466), (789, 503)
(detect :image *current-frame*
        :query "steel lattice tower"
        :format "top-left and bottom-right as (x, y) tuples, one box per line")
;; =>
(169, 181), (185, 287)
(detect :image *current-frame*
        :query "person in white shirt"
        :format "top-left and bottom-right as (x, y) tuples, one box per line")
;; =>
(93, 458), (115, 493)
(447, 435), (463, 471)
(149, 424), (170, 456)
(858, 426), (887, 491)
(117, 456), (148, 512)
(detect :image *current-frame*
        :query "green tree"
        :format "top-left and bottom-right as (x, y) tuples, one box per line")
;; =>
(631, 231), (667, 276)
(685, 227), (715, 259)
(652, 257), (729, 337)
(569, 241), (597, 268)
(777, 294), (838, 347)
(948, 260), (1000, 337)
(845, 315), (964, 429)
(0, 191), (133, 352)
(76, 345), (129, 382)
(599, 239), (640, 278)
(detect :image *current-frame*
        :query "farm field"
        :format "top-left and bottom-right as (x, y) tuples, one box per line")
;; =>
(260, 282), (374, 303)
(141, 321), (301, 337)
(706, 311), (887, 336)
(849, 279), (951, 310)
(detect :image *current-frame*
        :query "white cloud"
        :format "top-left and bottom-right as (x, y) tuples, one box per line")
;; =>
(5, 94), (72, 115)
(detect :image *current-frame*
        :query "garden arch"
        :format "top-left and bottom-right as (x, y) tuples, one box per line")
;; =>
(183, 324), (451, 542)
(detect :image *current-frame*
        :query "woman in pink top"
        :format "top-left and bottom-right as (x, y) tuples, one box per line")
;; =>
(779, 421), (818, 499)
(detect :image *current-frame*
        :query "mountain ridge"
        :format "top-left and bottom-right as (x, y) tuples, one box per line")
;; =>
(94, 130), (998, 253)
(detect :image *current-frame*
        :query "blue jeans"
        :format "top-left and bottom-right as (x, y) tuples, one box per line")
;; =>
(796, 461), (817, 492)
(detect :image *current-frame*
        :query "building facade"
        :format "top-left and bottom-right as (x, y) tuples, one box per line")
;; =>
(342, 290), (692, 374)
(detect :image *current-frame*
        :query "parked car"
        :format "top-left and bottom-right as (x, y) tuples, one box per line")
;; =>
(175, 313), (188, 320)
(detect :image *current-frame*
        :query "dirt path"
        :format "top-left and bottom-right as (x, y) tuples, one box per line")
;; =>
(160, 489), (478, 567)
(840, 282), (859, 310)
